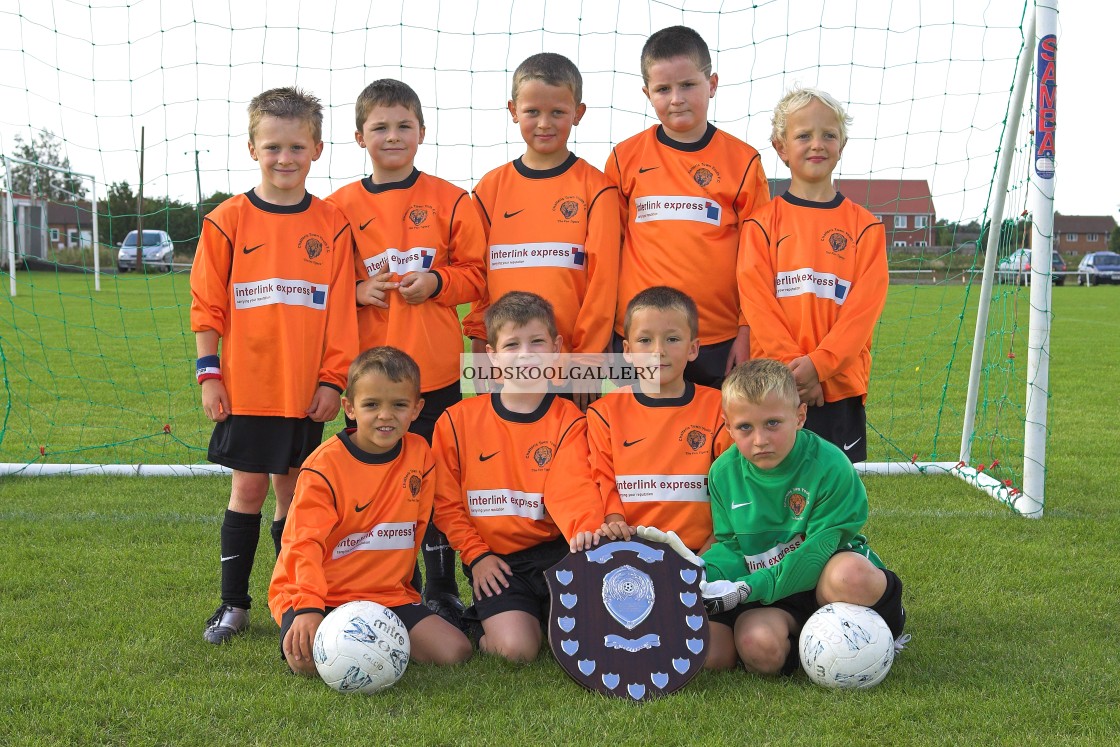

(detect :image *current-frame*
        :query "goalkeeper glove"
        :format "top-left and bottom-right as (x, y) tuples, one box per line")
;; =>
(635, 525), (705, 567)
(700, 579), (751, 615)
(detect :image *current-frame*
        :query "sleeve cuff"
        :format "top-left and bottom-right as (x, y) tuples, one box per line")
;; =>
(467, 551), (495, 570)
(318, 381), (344, 394)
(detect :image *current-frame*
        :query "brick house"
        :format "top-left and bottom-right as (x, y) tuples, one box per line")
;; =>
(1053, 214), (1116, 256)
(767, 178), (936, 247)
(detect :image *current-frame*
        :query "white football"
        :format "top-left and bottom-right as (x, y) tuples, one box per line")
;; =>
(799, 602), (895, 690)
(313, 600), (410, 694)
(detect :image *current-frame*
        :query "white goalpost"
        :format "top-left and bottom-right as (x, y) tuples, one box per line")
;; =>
(2, 154), (102, 294)
(857, 0), (1056, 518)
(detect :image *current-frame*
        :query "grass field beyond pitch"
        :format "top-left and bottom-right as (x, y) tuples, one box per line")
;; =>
(1, 272), (1119, 744)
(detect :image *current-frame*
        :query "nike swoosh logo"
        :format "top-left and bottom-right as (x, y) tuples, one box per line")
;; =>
(730, 501), (752, 510)
(220, 554), (240, 562)
(638, 166), (659, 173)
(359, 219), (374, 230)
(241, 244), (264, 254)
(355, 501), (373, 512)
(843, 437), (863, 451)
(479, 451), (499, 462)
(503, 210), (524, 219)
(622, 438), (646, 447)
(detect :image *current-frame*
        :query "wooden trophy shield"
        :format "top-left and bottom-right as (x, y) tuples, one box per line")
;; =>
(545, 537), (709, 701)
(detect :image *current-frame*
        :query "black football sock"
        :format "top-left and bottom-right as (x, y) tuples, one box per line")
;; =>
(421, 519), (458, 597)
(270, 517), (286, 557)
(871, 569), (906, 638)
(219, 509), (261, 610)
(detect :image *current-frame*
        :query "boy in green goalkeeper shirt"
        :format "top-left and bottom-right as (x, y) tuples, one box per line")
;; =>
(697, 358), (905, 674)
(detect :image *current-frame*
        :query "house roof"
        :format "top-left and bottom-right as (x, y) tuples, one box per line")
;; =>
(47, 199), (94, 226)
(765, 179), (935, 214)
(834, 179), (935, 215)
(1054, 214), (1117, 235)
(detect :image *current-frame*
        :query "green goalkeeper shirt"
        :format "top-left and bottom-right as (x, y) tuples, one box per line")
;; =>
(702, 429), (883, 604)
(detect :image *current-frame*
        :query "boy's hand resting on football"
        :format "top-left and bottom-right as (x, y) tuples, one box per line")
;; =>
(283, 612), (324, 677)
(699, 579), (751, 614)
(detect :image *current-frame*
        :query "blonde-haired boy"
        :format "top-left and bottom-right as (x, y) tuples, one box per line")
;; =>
(738, 86), (888, 463)
(701, 358), (905, 674)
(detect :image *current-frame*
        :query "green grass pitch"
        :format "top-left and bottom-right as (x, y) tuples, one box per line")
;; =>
(1, 272), (1119, 744)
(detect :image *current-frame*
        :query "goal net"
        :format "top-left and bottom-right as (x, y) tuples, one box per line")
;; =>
(0, 0), (1051, 513)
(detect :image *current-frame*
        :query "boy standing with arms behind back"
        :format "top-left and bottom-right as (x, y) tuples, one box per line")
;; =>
(464, 53), (620, 409)
(327, 79), (487, 625)
(738, 87), (888, 463)
(192, 86), (358, 644)
(606, 25), (770, 388)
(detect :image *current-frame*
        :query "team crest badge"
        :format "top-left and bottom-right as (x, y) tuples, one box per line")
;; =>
(693, 168), (713, 187)
(299, 233), (326, 260)
(409, 208), (428, 226)
(787, 488), (808, 518)
(686, 430), (706, 451)
(533, 445), (553, 468)
(547, 537), (709, 701)
(560, 200), (579, 219)
(828, 232), (848, 254)
(408, 475), (421, 497)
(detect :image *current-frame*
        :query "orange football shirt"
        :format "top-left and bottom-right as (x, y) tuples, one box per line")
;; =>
(464, 154), (620, 354)
(190, 191), (358, 417)
(432, 393), (605, 566)
(328, 170), (486, 391)
(587, 382), (730, 551)
(738, 192), (888, 402)
(604, 124), (770, 344)
(268, 430), (434, 618)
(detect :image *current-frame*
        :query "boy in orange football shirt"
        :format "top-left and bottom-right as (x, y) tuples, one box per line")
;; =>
(432, 291), (605, 663)
(327, 79), (487, 624)
(605, 25), (770, 388)
(589, 286), (730, 552)
(191, 86), (358, 645)
(465, 52), (620, 410)
(270, 347), (472, 675)
(737, 87), (888, 463)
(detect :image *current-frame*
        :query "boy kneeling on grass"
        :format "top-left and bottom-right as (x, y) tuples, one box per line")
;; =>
(269, 347), (472, 676)
(650, 358), (906, 675)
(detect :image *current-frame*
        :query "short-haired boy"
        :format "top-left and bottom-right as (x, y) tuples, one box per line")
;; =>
(738, 87), (888, 463)
(191, 86), (358, 644)
(605, 25), (770, 388)
(327, 78), (487, 623)
(589, 286), (730, 552)
(269, 347), (472, 675)
(432, 291), (605, 663)
(464, 52), (620, 409)
(701, 359), (905, 674)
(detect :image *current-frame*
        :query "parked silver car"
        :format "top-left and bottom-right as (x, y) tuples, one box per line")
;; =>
(996, 248), (1066, 286)
(1077, 251), (1120, 286)
(117, 230), (174, 273)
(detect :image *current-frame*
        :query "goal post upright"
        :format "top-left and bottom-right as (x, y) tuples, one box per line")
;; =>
(959, 9), (1035, 470)
(1020, 0), (1059, 518)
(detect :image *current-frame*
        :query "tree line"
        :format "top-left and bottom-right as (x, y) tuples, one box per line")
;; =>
(3, 130), (229, 258)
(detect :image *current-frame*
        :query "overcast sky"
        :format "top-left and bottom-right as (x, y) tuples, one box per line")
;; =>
(0, 0), (1107, 223)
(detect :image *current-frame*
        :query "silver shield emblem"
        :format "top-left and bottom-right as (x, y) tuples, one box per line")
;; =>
(602, 565), (655, 630)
